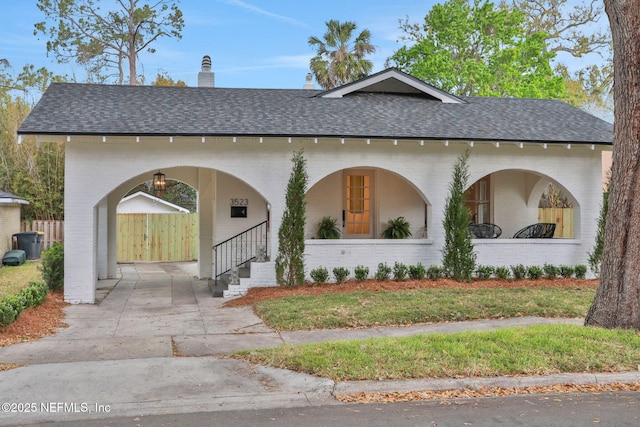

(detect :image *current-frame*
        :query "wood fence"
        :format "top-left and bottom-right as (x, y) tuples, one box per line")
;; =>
(117, 213), (198, 262)
(538, 208), (574, 238)
(20, 220), (64, 250)
(20, 215), (198, 261)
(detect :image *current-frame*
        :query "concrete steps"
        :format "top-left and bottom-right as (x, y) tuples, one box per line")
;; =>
(208, 265), (250, 297)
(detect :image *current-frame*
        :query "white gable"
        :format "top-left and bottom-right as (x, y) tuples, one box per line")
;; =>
(318, 68), (465, 103)
(117, 191), (189, 214)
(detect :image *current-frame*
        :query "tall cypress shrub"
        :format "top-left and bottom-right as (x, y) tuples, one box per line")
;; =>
(441, 150), (476, 281)
(588, 169), (611, 277)
(275, 150), (308, 287)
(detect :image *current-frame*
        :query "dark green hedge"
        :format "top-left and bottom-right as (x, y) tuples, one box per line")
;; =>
(0, 281), (48, 327)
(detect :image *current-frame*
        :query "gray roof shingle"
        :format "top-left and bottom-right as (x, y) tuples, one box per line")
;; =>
(18, 81), (612, 145)
(0, 191), (28, 203)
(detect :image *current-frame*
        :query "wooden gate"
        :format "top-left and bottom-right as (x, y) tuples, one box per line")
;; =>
(538, 208), (574, 238)
(117, 213), (198, 262)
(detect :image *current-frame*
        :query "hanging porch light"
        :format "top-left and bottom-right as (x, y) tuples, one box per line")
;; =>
(152, 171), (166, 192)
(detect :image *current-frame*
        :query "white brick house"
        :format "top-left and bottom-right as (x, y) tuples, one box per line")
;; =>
(17, 64), (612, 303)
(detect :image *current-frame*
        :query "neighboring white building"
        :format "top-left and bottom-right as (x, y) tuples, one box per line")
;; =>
(18, 62), (612, 303)
(117, 191), (190, 214)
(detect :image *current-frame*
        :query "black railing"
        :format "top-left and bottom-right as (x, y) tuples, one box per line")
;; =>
(212, 221), (268, 284)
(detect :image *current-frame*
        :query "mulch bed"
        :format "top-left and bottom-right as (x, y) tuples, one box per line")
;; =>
(0, 291), (68, 348)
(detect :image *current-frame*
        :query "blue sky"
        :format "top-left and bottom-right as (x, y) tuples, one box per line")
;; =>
(0, 0), (437, 89)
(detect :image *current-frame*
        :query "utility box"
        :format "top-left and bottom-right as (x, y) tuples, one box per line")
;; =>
(13, 231), (42, 260)
(2, 249), (26, 266)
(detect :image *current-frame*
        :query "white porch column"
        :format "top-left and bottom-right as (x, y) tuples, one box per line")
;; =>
(268, 201), (283, 263)
(107, 192), (119, 278)
(64, 203), (97, 303)
(96, 198), (108, 279)
(198, 168), (216, 278)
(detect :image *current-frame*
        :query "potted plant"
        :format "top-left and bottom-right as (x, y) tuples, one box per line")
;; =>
(381, 216), (412, 239)
(316, 216), (341, 239)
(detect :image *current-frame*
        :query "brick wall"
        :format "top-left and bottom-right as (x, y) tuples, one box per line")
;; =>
(63, 136), (606, 302)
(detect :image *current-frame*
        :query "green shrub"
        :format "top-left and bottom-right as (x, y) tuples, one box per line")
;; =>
(559, 265), (575, 279)
(316, 216), (341, 239)
(574, 264), (588, 279)
(475, 265), (494, 280)
(392, 262), (409, 281)
(495, 266), (510, 280)
(408, 263), (426, 280)
(354, 265), (369, 282)
(2, 293), (22, 309)
(310, 267), (329, 283)
(441, 150), (476, 282)
(426, 265), (443, 280)
(527, 266), (544, 280)
(332, 267), (350, 284)
(275, 151), (308, 287)
(18, 281), (48, 308)
(381, 217), (412, 239)
(41, 242), (64, 291)
(543, 264), (559, 280)
(0, 282), (49, 328)
(0, 301), (18, 327)
(375, 263), (392, 281)
(511, 264), (527, 280)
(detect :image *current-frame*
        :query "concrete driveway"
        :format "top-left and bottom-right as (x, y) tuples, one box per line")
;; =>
(0, 262), (336, 425)
(0, 262), (284, 364)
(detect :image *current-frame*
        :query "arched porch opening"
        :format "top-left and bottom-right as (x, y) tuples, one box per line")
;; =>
(306, 167), (431, 240)
(116, 177), (198, 263)
(466, 169), (580, 239)
(96, 166), (271, 291)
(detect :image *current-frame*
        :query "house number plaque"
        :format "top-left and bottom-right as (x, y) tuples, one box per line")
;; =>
(230, 198), (249, 206)
(230, 198), (248, 218)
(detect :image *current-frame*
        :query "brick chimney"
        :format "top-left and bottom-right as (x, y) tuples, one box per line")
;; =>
(198, 55), (215, 87)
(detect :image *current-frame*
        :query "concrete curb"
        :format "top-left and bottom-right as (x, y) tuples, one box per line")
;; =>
(334, 372), (640, 396)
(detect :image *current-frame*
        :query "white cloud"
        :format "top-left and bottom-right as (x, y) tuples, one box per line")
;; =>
(218, 0), (310, 28)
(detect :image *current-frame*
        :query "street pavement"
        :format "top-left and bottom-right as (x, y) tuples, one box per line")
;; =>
(34, 391), (640, 427)
(0, 262), (638, 426)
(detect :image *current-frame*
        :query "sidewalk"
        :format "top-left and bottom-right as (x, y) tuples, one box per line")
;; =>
(1, 262), (638, 425)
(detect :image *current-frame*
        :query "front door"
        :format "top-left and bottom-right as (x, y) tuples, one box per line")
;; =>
(344, 171), (374, 238)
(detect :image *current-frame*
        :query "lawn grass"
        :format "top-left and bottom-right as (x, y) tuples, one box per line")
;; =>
(0, 261), (42, 302)
(236, 324), (640, 381)
(254, 287), (595, 331)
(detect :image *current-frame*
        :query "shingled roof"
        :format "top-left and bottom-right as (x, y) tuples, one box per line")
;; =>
(0, 191), (28, 204)
(18, 68), (612, 145)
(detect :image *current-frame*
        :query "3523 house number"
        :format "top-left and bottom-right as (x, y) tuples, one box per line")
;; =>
(230, 198), (249, 206)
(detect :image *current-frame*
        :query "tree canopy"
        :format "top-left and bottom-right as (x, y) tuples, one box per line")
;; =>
(151, 71), (187, 87)
(511, 0), (612, 112)
(387, 0), (566, 99)
(308, 19), (376, 90)
(34, 0), (184, 85)
(0, 64), (66, 220)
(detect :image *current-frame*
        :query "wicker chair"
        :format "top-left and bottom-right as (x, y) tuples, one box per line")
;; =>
(513, 223), (556, 238)
(468, 223), (502, 239)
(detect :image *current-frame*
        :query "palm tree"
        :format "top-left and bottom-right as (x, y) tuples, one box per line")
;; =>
(308, 20), (376, 90)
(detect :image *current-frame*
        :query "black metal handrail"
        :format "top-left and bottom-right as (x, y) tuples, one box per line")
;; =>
(212, 221), (268, 284)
